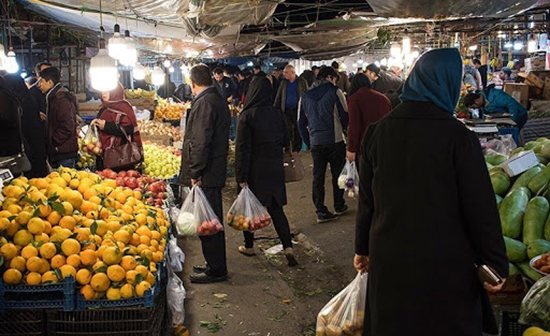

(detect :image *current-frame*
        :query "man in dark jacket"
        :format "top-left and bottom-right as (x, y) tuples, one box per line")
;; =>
(372, 63), (403, 95)
(39, 67), (78, 169)
(213, 67), (237, 103)
(332, 61), (350, 94)
(298, 67), (348, 223)
(30, 62), (51, 122)
(178, 64), (230, 284)
(274, 65), (308, 152)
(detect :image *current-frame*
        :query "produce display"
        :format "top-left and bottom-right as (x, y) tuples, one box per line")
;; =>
(522, 327), (550, 336)
(488, 137), (550, 282)
(95, 169), (169, 208)
(124, 89), (156, 99)
(137, 120), (181, 142)
(154, 101), (187, 121)
(81, 127), (102, 156)
(143, 143), (181, 179)
(77, 149), (96, 170)
(0, 168), (169, 301)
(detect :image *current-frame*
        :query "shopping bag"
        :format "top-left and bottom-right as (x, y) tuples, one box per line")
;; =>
(81, 125), (102, 155)
(316, 272), (367, 336)
(168, 237), (185, 273)
(338, 161), (360, 198)
(226, 186), (272, 231)
(166, 259), (186, 327)
(176, 185), (223, 236)
(520, 276), (550, 329)
(284, 151), (305, 182)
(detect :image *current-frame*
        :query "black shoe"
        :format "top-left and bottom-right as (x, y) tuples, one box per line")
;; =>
(335, 205), (349, 216)
(317, 212), (338, 223)
(285, 248), (298, 267)
(190, 272), (228, 284)
(193, 264), (210, 274)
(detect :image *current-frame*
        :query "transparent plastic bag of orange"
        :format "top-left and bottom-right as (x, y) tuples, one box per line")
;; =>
(226, 186), (272, 231)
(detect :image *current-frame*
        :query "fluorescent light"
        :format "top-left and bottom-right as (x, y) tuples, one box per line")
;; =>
(504, 42), (513, 49)
(163, 59), (171, 68)
(390, 44), (401, 58)
(513, 41), (523, 51)
(402, 36), (411, 55)
(469, 45), (478, 51)
(528, 39), (537, 53)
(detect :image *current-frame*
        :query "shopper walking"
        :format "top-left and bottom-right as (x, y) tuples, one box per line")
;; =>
(90, 83), (143, 171)
(39, 67), (78, 169)
(274, 64), (308, 152)
(354, 48), (508, 336)
(234, 76), (297, 266)
(346, 74), (391, 165)
(298, 66), (348, 223)
(178, 64), (231, 284)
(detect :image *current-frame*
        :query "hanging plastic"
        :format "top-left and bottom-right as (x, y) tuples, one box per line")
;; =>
(519, 276), (550, 329)
(168, 237), (185, 273)
(338, 161), (360, 198)
(226, 187), (272, 231)
(166, 257), (186, 327)
(176, 185), (223, 236)
(316, 272), (368, 336)
(81, 125), (102, 156)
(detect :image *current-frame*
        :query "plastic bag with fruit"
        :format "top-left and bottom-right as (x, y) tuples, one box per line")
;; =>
(520, 276), (550, 330)
(176, 185), (223, 236)
(166, 259), (186, 326)
(81, 125), (102, 156)
(338, 161), (360, 198)
(226, 187), (272, 231)
(316, 272), (367, 336)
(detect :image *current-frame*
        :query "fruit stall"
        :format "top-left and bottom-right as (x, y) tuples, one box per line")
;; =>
(0, 167), (184, 335)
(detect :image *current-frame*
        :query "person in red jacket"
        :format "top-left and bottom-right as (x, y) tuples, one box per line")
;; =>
(39, 67), (78, 169)
(90, 82), (143, 171)
(346, 74), (392, 165)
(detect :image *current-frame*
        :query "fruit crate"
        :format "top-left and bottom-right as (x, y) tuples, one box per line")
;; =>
(47, 289), (166, 336)
(500, 311), (530, 336)
(0, 277), (75, 312)
(0, 310), (44, 336)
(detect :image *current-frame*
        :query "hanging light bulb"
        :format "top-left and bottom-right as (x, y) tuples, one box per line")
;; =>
(380, 58), (388, 66)
(358, 59), (364, 64)
(108, 24), (126, 60)
(20, 69), (27, 79)
(90, 39), (118, 91)
(119, 30), (137, 67)
(6, 48), (18, 74)
(412, 50), (420, 58)
(402, 35), (411, 55)
(352, 63), (357, 68)
(504, 41), (513, 49)
(390, 44), (402, 58)
(133, 62), (146, 80)
(469, 44), (478, 51)
(151, 66), (164, 86)
(168, 66), (175, 73)
(163, 59), (171, 68)
(180, 63), (189, 78)
(528, 37), (538, 53)
(513, 41), (524, 51)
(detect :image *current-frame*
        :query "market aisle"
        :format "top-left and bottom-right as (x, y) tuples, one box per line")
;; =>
(178, 152), (358, 335)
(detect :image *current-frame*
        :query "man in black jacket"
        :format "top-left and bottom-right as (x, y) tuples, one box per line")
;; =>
(178, 64), (231, 284)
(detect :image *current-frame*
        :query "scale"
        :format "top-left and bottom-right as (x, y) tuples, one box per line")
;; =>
(0, 169), (13, 203)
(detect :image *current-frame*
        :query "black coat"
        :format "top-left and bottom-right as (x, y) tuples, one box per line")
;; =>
(178, 87), (230, 188)
(235, 77), (289, 207)
(356, 101), (508, 336)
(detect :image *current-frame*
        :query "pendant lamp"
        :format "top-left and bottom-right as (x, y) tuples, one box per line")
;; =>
(90, 39), (118, 91)
(6, 47), (18, 74)
(133, 62), (146, 80)
(151, 66), (165, 86)
(119, 30), (137, 67)
(108, 24), (126, 60)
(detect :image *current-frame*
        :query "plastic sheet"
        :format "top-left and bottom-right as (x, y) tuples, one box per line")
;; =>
(520, 276), (550, 329)
(166, 260), (186, 327)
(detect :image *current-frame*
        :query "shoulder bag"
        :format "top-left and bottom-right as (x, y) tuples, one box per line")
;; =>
(103, 121), (143, 171)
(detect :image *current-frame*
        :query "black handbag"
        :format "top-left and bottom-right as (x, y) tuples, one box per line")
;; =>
(0, 105), (31, 175)
(103, 126), (143, 171)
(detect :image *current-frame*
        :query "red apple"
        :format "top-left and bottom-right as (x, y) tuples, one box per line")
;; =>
(118, 171), (127, 178)
(158, 192), (166, 200)
(82, 146), (89, 153)
(125, 177), (138, 189)
(127, 170), (140, 178)
(155, 199), (163, 206)
(115, 177), (125, 186)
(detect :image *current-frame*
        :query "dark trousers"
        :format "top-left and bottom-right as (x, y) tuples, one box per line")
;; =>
(243, 203), (293, 249)
(284, 108), (302, 152)
(50, 157), (77, 169)
(200, 187), (228, 277)
(311, 141), (346, 214)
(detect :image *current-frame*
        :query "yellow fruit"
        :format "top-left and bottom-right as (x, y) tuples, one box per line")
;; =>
(39, 242), (57, 259)
(120, 256), (137, 271)
(3, 268), (22, 285)
(26, 256), (43, 272)
(37, 204), (52, 218)
(106, 287), (121, 300)
(102, 247), (122, 265)
(61, 172), (72, 183)
(69, 179), (80, 190)
(51, 177), (67, 188)
(107, 265), (126, 282)
(61, 202), (74, 215)
(50, 254), (66, 269)
(80, 284), (96, 300)
(0, 217), (8, 230)
(65, 190), (83, 210)
(523, 327), (546, 336)
(46, 211), (62, 225)
(26, 272), (42, 285)
(21, 245), (38, 259)
(135, 281), (151, 297)
(6, 220), (18, 237)
(13, 229), (33, 247)
(59, 216), (76, 231)
(66, 254), (81, 268)
(15, 211), (32, 225)
(34, 233), (49, 243)
(28, 218), (46, 235)
(9, 256), (26, 272)
(92, 261), (107, 273)
(120, 283), (134, 298)
(1, 243), (17, 259)
(75, 228), (91, 242)
(59, 264), (77, 279)
(41, 271), (59, 283)
(61, 239), (80, 257)
(125, 270), (138, 284)
(51, 228), (72, 242)
(90, 273), (110, 292)
(113, 230), (131, 244)
(80, 249), (97, 266)
(76, 269), (92, 285)
(135, 265), (148, 277)
(145, 272), (156, 286)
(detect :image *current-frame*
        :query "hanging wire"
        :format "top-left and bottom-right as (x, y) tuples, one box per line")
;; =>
(6, 0), (12, 48)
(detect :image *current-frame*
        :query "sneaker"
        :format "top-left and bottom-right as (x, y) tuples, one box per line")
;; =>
(317, 212), (338, 223)
(237, 246), (256, 256)
(335, 205), (349, 216)
(285, 248), (298, 267)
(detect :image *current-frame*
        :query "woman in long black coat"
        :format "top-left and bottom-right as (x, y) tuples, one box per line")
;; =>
(235, 76), (297, 266)
(354, 48), (508, 336)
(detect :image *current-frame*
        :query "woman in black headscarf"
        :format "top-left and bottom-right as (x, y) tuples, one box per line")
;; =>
(234, 76), (297, 266)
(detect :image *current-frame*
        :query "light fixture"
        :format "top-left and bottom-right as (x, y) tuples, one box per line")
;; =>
(165, 44), (173, 53)
(108, 24), (126, 60)
(374, 60), (380, 67)
(528, 37), (538, 53)
(163, 59), (171, 68)
(246, 61), (253, 67)
(90, 41), (118, 91)
(133, 62), (146, 80)
(20, 70), (27, 79)
(390, 44), (401, 58)
(119, 30), (137, 67)
(469, 44), (478, 51)
(151, 66), (164, 86)
(405, 53), (415, 67)
(6, 48), (19, 74)
(504, 41), (513, 49)
(358, 59), (364, 64)
(513, 41), (524, 51)
(402, 35), (411, 55)
(412, 50), (420, 58)
(352, 62), (357, 68)
(380, 58), (388, 66)
(168, 66), (175, 73)
(180, 63), (189, 78)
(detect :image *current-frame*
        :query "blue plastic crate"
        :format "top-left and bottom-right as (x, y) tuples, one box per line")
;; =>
(0, 277), (75, 312)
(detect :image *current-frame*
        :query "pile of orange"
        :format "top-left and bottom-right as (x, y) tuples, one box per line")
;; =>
(0, 168), (170, 300)
(154, 102), (185, 121)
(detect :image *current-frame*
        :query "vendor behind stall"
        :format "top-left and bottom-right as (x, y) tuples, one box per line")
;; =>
(464, 85), (528, 129)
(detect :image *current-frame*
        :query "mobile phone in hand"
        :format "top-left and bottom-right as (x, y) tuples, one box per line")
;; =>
(476, 264), (503, 286)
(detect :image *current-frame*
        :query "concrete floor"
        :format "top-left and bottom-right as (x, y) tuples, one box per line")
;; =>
(176, 151), (359, 335)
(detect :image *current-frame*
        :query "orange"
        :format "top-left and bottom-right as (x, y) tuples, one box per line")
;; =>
(120, 256), (137, 271)
(151, 231), (161, 241)
(80, 284), (96, 300)
(50, 177), (67, 188)
(21, 245), (38, 259)
(75, 228), (91, 242)
(15, 211), (32, 225)
(145, 272), (156, 286)
(102, 246), (122, 265)
(107, 265), (126, 282)
(83, 188), (98, 201)
(89, 196), (101, 205)
(26, 256), (43, 273)
(66, 254), (81, 268)
(50, 255), (66, 269)
(13, 230), (33, 247)
(9, 256), (26, 272)
(152, 251), (163, 263)
(43, 221), (52, 234)
(26, 272), (42, 285)
(135, 281), (151, 297)
(27, 218), (46, 235)
(34, 233), (49, 243)
(6, 220), (18, 237)
(59, 216), (76, 231)
(38, 258), (50, 274)
(130, 233), (141, 246)
(69, 179), (80, 190)
(37, 204), (52, 218)
(106, 287), (121, 300)
(134, 214), (147, 226)
(136, 226), (152, 238)
(0, 218), (9, 231)
(64, 190), (83, 210)
(46, 211), (62, 225)
(80, 201), (97, 216)
(41, 271), (59, 283)
(59, 265), (76, 279)
(125, 270), (138, 284)
(139, 235), (151, 246)
(3, 268), (22, 285)
(61, 201), (74, 216)
(1, 243), (17, 260)
(61, 239), (81, 257)
(39, 242), (57, 259)
(135, 265), (148, 277)
(80, 249), (97, 266)
(92, 261), (107, 273)
(133, 190), (142, 200)
(76, 269), (92, 285)
(120, 283), (134, 298)
(90, 273), (110, 292)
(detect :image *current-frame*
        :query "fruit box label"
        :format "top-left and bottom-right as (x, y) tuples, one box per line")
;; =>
(501, 150), (539, 177)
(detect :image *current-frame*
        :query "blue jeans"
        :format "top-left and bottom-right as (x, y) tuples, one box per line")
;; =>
(51, 158), (77, 169)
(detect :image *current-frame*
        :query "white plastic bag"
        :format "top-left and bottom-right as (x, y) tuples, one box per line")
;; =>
(316, 272), (367, 336)
(168, 237), (185, 272)
(226, 187), (272, 231)
(176, 185), (223, 236)
(338, 161), (360, 198)
(166, 260), (186, 327)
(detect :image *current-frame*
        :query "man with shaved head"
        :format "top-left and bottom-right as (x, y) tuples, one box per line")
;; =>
(274, 64), (309, 152)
